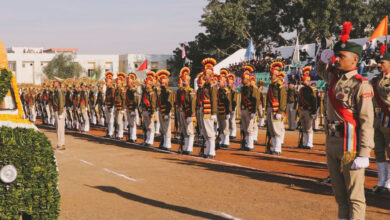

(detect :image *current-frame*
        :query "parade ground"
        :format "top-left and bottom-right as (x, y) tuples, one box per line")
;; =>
(39, 124), (390, 220)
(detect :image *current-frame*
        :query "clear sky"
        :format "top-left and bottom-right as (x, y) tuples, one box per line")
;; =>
(1, 0), (207, 54)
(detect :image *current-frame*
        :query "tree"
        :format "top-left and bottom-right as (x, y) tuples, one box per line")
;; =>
(43, 53), (84, 79)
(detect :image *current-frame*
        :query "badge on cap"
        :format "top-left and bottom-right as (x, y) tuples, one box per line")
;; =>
(341, 43), (346, 48)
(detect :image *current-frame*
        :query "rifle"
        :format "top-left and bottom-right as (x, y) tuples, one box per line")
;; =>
(215, 127), (222, 150)
(265, 123), (272, 154)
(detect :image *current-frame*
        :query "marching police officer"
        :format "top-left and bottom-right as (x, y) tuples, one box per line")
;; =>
(114, 72), (127, 140)
(140, 75), (157, 146)
(286, 81), (298, 130)
(105, 72), (115, 138)
(156, 70), (175, 150)
(125, 73), (139, 143)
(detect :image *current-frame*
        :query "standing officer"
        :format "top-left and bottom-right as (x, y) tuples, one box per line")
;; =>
(371, 52), (390, 194)
(178, 70), (196, 154)
(200, 58), (218, 158)
(240, 65), (259, 151)
(125, 73), (139, 143)
(156, 70), (174, 150)
(96, 81), (105, 126)
(140, 75), (157, 146)
(257, 80), (266, 127)
(105, 72), (115, 138)
(72, 82), (81, 131)
(227, 73), (238, 140)
(216, 73), (231, 148)
(88, 82), (97, 125)
(196, 72), (205, 142)
(298, 66), (317, 149)
(80, 80), (90, 133)
(266, 62), (287, 155)
(114, 72), (126, 140)
(64, 79), (74, 129)
(286, 81), (298, 130)
(53, 77), (66, 150)
(317, 22), (374, 220)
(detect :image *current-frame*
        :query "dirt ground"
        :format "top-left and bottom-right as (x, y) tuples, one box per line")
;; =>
(39, 123), (390, 220)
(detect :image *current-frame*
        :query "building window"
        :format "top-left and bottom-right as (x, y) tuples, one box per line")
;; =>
(87, 69), (94, 77)
(8, 62), (16, 72)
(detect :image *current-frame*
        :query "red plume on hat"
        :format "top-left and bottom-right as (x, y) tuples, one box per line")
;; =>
(339, 21), (353, 44)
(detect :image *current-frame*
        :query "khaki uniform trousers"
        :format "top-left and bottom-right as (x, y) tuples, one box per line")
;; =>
(240, 109), (256, 149)
(126, 110), (137, 141)
(266, 107), (284, 152)
(326, 136), (366, 220)
(229, 108), (237, 137)
(81, 108), (90, 132)
(55, 110), (66, 147)
(299, 109), (314, 148)
(159, 113), (172, 149)
(142, 111), (155, 145)
(217, 114), (230, 146)
(105, 106), (115, 136)
(286, 103), (297, 130)
(202, 116), (216, 156)
(116, 110), (124, 138)
(374, 118), (390, 162)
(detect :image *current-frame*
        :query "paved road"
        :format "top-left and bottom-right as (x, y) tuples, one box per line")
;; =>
(40, 127), (390, 219)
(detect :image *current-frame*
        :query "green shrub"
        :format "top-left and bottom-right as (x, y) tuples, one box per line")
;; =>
(0, 127), (60, 219)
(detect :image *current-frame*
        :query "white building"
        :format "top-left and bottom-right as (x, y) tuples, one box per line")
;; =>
(119, 54), (172, 80)
(6, 46), (172, 85)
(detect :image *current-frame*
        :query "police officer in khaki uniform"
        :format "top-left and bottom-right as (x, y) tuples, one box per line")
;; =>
(266, 62), (287, 155)
(80, 81), (90, 132)
(105, 72), (115, 138)
(114, 72), (127, 140)
(317, 22), (374, 220)
(240, 65), (258, 151)
(178, 70), (197, 154)
(216, 73), (231, 148)
(156, 70), (175, 150)
(140, 75), (157, 146)
(286, 81), (298, 130)
(72, 83), (81, 130)
(125, 73), (139, 143)
(298, 66), (317, 149)
(371, 52), (390, 194)
(257, 80), (266, 128)
(96, 81), (105, 126)
(227, 73), (238, 140)
(53, 77), (66, 150)
(200, 58), (218, 158)
(64, 80), (74, 129)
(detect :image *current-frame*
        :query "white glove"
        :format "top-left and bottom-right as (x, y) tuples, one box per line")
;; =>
(320, 49), (334, 64)
(85, 107), (88, 112)
(211, 115), (217, 120)
(164, 115), (169, 120)
(275, 114), (282, 120)
(250, 113), (256, 118)
(59, 115), (63, 120)
(311, 114), (317, 118)
(120, 110), (125, 114)
(186, 117), (192, 123)
(226, 114), (230, 119)
(351, 156), (369, 169)
(110, 108), (114, 113)
(130, 111), (136, 116)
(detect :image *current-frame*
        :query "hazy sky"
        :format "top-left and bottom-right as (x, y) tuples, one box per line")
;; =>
(1, 0), (207, 54)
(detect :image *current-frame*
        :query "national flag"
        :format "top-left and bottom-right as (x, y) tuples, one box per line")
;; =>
(369, 16), (388, 41)
(245, 38), (255, 60)
(293, 35), (300, 65)
(181, 44), (186, 59)
(137, 60), (148, 71)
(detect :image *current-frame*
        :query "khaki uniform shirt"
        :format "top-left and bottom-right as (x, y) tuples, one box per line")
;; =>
(316, 60), (374, 157)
